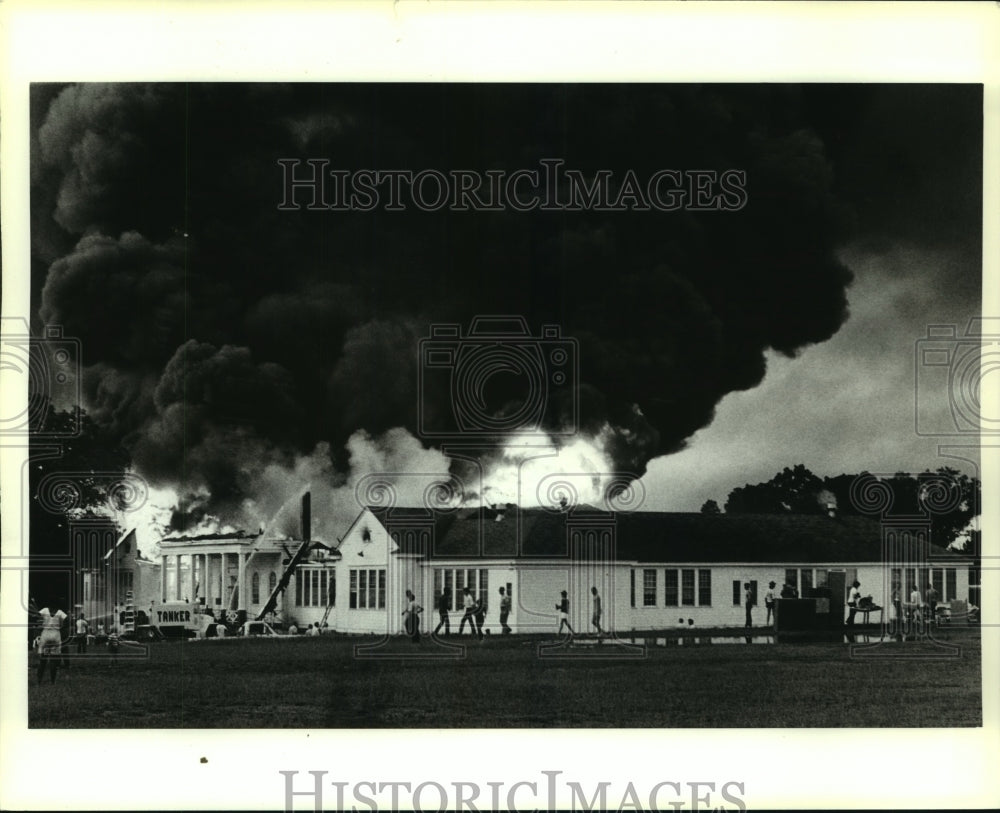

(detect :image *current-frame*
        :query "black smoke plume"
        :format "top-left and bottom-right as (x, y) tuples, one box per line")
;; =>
(34, 82), (945, 526)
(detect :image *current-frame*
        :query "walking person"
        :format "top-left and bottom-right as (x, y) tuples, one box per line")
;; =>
(907, 583), (924, 631)
(434, 589), (451, 636)
(458, 587), (477, 635)
(556, 590), (575, 639)
(37, 606), (67, 685)
(846, 579), (861, 627)
(498, 587), (512, 635)
(474, 595), (486, 640)
(75, 613), (89, 654)
(743, 582), (753, 628)
(591, 586), (606, 639)
(764, 581), (777, 626)
(402, 589), (423, 643)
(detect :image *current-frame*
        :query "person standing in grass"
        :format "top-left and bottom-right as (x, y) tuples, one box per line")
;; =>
(434, 589), (451, 636)
(764, 581), (777, 626)
(907, 583), (924, 628)
(591, 586), (606, 639)
(75, 613), (88, 654)
(36, 606), (66, 685)
(926, 581), (939, 622)
(498, 587), (512, 635)
(744, 583), (753, 628)
(556, 590), (575, 639)
(402, 589), (423, 643)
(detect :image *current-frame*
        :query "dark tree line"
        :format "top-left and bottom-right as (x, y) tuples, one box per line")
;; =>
(713, 464), (979, 548)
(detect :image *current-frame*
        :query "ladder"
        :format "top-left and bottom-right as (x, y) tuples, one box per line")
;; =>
(122, 590), (136, 634)
(319, 596), (335, 629)
(255, 539), (312, 621)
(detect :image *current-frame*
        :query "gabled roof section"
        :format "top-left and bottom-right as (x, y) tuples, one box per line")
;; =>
(366, 505), (970, 564)
(104, 528), (137, 561)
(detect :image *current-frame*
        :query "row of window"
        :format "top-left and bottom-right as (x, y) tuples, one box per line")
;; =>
(294, 568), (333, 607)
(630, 569), (713, 607)
(349, 569), (387, 610)
(782, 567), (959, 602)
(433, 568), (491, 611)
(891, 567), (958, 601)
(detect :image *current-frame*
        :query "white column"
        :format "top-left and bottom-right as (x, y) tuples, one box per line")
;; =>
(160, 554), (167, 602)
(238, 552), (247, 611)
(188, 554), (196, 603)
(221, 552), (229, 609)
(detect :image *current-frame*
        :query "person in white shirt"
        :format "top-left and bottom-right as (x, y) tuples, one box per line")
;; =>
(75, 613), (89, 654)
(764, 581), (777, 626)
(459, 588), (477, 635)
(907, 585), (924, 626)
(402, 590), (423, 643)
(846, 580), (862, 627)
(37, 607), (67, 684)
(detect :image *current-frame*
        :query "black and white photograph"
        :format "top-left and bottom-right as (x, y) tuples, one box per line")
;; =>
(1, 3), (997, 811)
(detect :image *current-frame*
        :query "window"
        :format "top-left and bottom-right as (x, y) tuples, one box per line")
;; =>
(252, 572), (260, 604)
(479, 570), (489, 608)
(664, 570), (679, 606)
(785, 568), (797, 593)
(630, 570), (636, 608)
(268, 571), (277, 597)
(349, 568), (386, 610)
(945, 568), (956, 601)
(932, 568), (944, 598)
(800, 569), (813, 596)
(681, 569), (695, 606)
(815, 569), (828, 589)
(749, 580), (758, 606)
(643, 569), (657, 606)
(732, 580), (741, 606)
(698, 569), (712, 606)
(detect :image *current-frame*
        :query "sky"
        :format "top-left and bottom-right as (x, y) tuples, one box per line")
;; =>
(27, 83), (984, 551)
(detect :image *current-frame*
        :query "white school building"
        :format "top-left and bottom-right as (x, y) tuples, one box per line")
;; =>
(156, 499), (973, 634)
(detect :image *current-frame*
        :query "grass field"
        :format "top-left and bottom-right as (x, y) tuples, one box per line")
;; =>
(28, 628), (981, 728)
